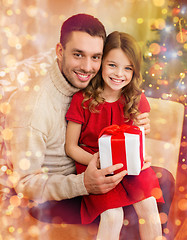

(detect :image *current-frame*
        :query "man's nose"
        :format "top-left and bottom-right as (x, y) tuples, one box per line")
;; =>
(81, 58), (92, 72)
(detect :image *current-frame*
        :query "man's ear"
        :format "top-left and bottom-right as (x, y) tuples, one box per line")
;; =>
(56, 42), (64, 62)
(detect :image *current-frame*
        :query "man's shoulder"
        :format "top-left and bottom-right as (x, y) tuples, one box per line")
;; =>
(0, 48), (56, 101)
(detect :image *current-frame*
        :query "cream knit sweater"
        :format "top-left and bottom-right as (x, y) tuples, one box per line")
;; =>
(4, 51), (88, 203)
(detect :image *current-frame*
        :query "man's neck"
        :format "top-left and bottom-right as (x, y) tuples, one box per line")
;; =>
(57, 58), (76, 88)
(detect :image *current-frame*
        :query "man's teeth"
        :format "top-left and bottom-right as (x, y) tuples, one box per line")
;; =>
(77, 73), (89, 78)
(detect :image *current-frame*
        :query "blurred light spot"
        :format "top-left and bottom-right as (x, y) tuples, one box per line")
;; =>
(7, 9), (13, 16)
(24, 86), (30, 91)
(12, 207), (22, 219)
(155, 18), (165, 30)
(8, 36), (19, 47)
(16, 43), (22, 50)
(179, 186), (184, 192)
(151, 188), (162, 199)
(1, 165), (7, 172)
(17, 72), (29, 85)
(163, 228), (169, 234)
(173, 16), (179, 23)
(162, 8), (167, 14)
(159, 212), (168, 224)
(26, 5), (38, 17)
(2, 128), (13, 140)
(40, 69), (47, 75)
(34, 85), (40, 91)
(2, 49), (8, 55)
(42, 167), (49, 173)
(0, 71), (6, 77)
(139, 218), (145, 224)
(26, 151), (32, 157)
(175, 219), (181, 226)
(17, 228), (23, 234)
(8, 226), (15, 233)
(149, 43), (161, 55)
(181, 164), (187, 170)
(137, 18), (144, 24)
(0, 102), (11, 114)
(121, 17), (127, 23)
(6, 169), (12, 175)
(156, 172), (162, 178)
(153, 0), (165, 7)
(19, 158), (31, 170)
(36, 151), (42, 157)
(178, 199), (187, 211)
(18, 193), (23, 198)
(155, 237), (164, 240)
(164, 143), (171, 149)
(28, 225), (40, 237)
(123, 219), (129, 226)
(4, 55), (16, 67)
(10, 195), (21, 207)
(15, 8), (21, 15)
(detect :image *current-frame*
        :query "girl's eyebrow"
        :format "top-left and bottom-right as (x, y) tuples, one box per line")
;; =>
(106, 60), (133, 67)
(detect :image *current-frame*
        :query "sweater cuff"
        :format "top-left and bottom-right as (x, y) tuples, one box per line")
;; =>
(75, 172), (89, 196)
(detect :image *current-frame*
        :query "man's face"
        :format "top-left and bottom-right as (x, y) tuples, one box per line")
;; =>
(59, 31), (104, 89)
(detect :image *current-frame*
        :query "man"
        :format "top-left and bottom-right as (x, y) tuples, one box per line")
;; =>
(3, 14), (173, 227)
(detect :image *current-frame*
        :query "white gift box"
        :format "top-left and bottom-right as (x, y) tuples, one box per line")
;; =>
(98, 125), (145, 175)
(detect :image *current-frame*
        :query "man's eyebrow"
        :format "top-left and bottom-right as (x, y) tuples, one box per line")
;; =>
(72, 48), (102, 56)
(72, 48), (84, 53)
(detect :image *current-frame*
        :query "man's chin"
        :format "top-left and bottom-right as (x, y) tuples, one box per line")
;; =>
(77, 81), (90, 89)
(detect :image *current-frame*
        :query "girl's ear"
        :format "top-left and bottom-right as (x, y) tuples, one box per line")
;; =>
(56, 42), (64, 62)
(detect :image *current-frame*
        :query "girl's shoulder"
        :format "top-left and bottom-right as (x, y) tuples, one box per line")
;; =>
(71, 90), (85, 104)
(138, 92), (151, 113)
(72, 90), (84, 99)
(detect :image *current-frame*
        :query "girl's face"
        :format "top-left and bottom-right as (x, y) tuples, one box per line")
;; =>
(102, 48), (133, 95)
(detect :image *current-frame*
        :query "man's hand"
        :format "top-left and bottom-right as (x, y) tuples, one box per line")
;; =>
(84, 153), (127, 194)
(141, 155), (152, 170)
(135, 112), (150, 135)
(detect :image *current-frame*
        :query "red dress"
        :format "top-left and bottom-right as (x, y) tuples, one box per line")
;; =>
(66, 91), (164, 224)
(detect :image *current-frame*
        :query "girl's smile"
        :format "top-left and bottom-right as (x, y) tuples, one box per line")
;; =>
(101, 48), (133, 100)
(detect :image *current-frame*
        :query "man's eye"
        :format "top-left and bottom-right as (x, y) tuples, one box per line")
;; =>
(92, 56), (101, 60)
(74, 53), (82, 58)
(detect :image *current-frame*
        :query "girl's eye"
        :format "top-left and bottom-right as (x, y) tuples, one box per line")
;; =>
(108, 64), (116, 67)
(125, 67), (133, 71)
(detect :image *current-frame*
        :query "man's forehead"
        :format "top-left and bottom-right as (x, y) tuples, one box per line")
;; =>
(66, 31), (104, 53)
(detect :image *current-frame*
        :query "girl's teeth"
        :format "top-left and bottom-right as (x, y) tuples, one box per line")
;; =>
(112, 78), (123, 83)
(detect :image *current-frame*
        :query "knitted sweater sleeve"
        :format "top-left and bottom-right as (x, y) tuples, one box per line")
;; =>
(7, 125), (88, 203)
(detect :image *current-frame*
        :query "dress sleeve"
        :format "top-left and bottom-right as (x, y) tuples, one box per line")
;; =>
(66, 91), (85, 124)
(138, 93), (151, 113)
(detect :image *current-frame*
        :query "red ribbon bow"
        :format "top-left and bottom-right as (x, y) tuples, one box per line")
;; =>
(99, 124), (144, 174)
(99, 124), (141, 138)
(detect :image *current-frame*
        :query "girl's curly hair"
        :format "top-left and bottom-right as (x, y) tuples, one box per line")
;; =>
(82, 31), (143, 121)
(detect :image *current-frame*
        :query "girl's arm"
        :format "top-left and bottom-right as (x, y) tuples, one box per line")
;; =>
(65, 121), (93, 166)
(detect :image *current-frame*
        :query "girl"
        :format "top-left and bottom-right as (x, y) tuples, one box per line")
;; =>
(65, 31), (164, 240)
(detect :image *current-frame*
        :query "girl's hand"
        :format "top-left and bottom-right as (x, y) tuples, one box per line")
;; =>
(135, 112), (150, 135)
(142, 155), (152, 170)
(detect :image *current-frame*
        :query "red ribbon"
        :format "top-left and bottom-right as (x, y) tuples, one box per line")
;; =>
(99, 124), (144, 174)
